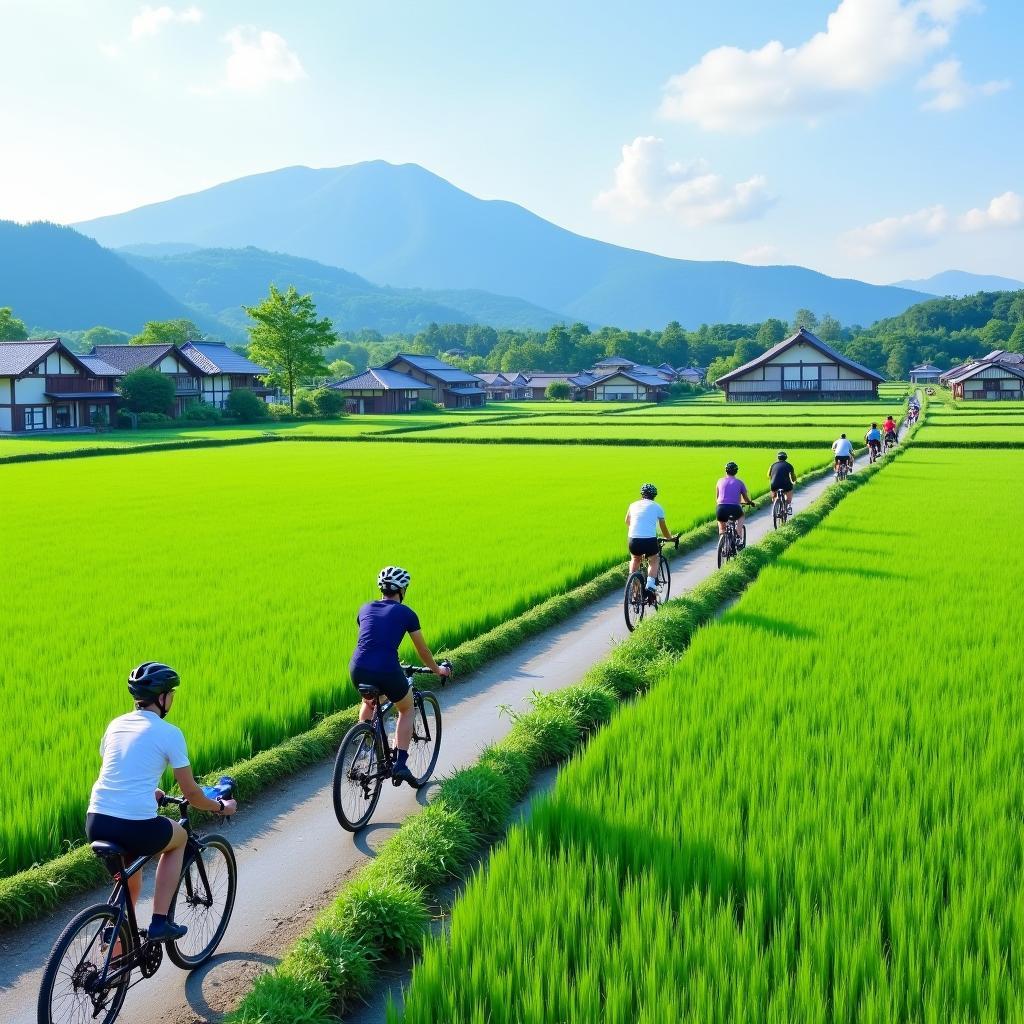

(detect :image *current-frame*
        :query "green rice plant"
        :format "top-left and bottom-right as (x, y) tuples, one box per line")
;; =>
(396, 447), (1024, 1023)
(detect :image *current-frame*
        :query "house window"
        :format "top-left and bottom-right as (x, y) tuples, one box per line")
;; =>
(54, 404), (71, 428)
(23, 406), (47, 430)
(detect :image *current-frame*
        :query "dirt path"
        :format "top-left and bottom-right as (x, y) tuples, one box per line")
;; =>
(2, 467), (845, 1024)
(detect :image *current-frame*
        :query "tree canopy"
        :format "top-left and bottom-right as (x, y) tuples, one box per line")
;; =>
(0, 307), (29, 341)
(117, 367), (175, 414)
(129, 318), (203, 347)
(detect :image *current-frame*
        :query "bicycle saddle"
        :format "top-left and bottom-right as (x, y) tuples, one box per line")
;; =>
(90, 841), (128, 858)
(356, 684), (381, 699)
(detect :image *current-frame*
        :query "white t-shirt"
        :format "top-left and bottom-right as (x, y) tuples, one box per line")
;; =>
(88, 710), (190, 820)
(832, 438), (854, 457)
(626, 498), (666, 538)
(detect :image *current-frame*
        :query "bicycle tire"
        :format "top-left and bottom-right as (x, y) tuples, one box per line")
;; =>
(657, 555), (671, 605)
(38, 903), (132, 1024)
(623, 571), (647, 632)
(717, 533), (730, 568)
(407, 691), (442, 786)
(166, 835), (237, 969)
(772, 498), (785, 529)
(333, 722), (384, 831)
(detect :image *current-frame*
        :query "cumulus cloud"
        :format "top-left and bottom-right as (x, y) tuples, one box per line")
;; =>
(661, 0), (981, 131)
(842, 205), (949, 256)
(130, 5), (202, 40)
(594, 136), (775, 227)
(959, 191), (1024, 231)
(917, 58), (1009, 110)
(223, 28), (306, 92)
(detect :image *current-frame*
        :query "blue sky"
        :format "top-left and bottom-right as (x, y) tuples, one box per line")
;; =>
(1, 0), (1020, 284)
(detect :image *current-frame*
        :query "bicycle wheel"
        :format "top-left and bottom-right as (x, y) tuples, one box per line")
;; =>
(717, 533), (732, 568)
(623, 571), (647, 631)
(332, 722), (384, 831)
(166, 835), (237, 969)
(407, 691), (442, 786)
(38, 903), (132, 1024)
(772, 498), (784, 529)
(657, 555), (671, 605)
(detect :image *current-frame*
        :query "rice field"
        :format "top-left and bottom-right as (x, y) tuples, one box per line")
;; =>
(395, 447), (1024, 1023)
(1, 439), (799, 876)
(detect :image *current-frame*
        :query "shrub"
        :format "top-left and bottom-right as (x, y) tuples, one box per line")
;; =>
(90, 408), (109, 429)
(181, 401), (222, 423)
(137, 412), (174, 427)
(226, 388), (270, 423)
(117, 367), (175, 414)
(411, 398), (442, 413)
(312, 388), (345, 418)
(116, 409), (133, 429)
(545, 380), (572, 401)
(294, 390), (316, 417)
(267, 403), (296, 421)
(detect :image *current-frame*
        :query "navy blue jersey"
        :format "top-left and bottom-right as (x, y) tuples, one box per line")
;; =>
(350, 600), (421, 674)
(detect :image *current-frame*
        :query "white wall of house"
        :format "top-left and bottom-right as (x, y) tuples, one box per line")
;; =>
(0, 404), (11, 431)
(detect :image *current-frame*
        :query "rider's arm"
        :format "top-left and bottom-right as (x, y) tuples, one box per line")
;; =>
(657, 516), (673, 539)
(410, 630), (449, 676)
(741, 486), (755, 506)
(172, 765), (237, 815)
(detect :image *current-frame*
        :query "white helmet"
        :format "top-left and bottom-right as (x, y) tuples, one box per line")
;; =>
(377, 565), (411, 593)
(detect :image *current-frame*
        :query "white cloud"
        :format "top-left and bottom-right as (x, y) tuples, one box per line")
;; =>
(98, 42), (122, 59)
(842, 204), (949, 256)
(959, 191), (1024, 231)
(917, 58), (1009, 110)
(661, 0), (980, 132)
(131, 5), (203, 40)
(741, 244), (783, 265)
(594, 136), (775, 227)
(222, 28), (306, 92)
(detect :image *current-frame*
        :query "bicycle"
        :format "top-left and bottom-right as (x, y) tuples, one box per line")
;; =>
(771, 490), (791, 529)
(883, 433), (897, 454)
(38, 780), (238, 1024)
(332, 662), (447, 831)
(623, 535), (679, 632)
(867, 440), (881, 465)
(835, 456), (853, 482)
(716, 512), (749, 568)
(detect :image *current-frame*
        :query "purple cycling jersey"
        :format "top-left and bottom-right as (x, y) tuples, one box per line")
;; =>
(716, 476), (746, 505)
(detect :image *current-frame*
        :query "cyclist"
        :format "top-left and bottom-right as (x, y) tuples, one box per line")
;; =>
(716, 462), (755, 546)
(626, 483), (677, 598)
(767, 451), (796, 516)
(865, 422), (882, 460)
(86, 662), (237, 944)
(883, 415), (899, 447)
(351, 566), (451, 786)
(832, 433), (854, 475)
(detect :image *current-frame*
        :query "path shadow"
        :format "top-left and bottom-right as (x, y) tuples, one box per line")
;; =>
(352, 821), (398, 857)
(184, 950), (278, 1020)
(725, 610), (817, 640)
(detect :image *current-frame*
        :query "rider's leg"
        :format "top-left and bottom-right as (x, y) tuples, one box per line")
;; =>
(737, 513), (746, 547)
(150, 820), (188, 925)
(358, 696), (376, 724)
(786, 489), (794, 513)
(646, 552), (659, 591)
(628, 553), (642, 574)
(393, 689), (415, 758)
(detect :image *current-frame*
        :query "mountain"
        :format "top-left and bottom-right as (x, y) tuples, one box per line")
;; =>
(75, 161), (927, 330)
(890, 270), (1024, 297)
(0, 221), (217, 334)
(123, 246), (565, 333)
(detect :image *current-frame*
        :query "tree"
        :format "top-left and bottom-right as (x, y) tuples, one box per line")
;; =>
(118, 367), (175, 413)
(245, 285), (334, 411)
(226, 388), (269, 422)
(885, 343), (910, 381)
(545, 380), (571, 401)
(328, 358), (356, 380)
(312, 387), (345, 417)
(1006, 321), (1024, 354)
(791, 309), (818, 332)
(817, 313), (842, 344)
(82, 325), (130, 349)
(756, 318), (787, 348)
(130, 318), (202, 346)
(0, 307), (28, 341)
(981, 318), (1012, 347)
(660, 321), (690, 367)
(706, 355), (737, 387)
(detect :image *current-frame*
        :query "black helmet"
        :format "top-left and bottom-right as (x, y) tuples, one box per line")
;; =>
(840, 433), (847, 439)
(725, 461), (738, 474)
(640, 482), (658, 499)
(777, 451), (787, 461)
(128, 662), (180, 702)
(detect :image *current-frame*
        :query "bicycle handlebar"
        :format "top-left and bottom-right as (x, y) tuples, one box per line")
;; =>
(402, 659), (453, 679)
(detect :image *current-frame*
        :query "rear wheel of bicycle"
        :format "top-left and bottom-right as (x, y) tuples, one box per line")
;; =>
(333, 722), (384, 831)
(623, 571), (647, 631)
(657, 555), (671, 605)
(717, 532), (732, 568)
(38, 903), (132, 1024)
(166, 835), (237, 969)
(407, 691), (442, 786)
(772, 498), (784, 529)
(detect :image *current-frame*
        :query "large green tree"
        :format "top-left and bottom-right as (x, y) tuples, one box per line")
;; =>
(130, 318), (202, 347)
(245, 285), (334, 411)
(816, 313), (842, 344)
(118, 367), (175, 413)
(82, 325), (131, 349)
(0, 307), (28, 341)
(791, 309), (818, 332)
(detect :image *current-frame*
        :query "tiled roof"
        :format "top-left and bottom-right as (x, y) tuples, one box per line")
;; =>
(910, 363), (942, 373)
(475, 372), (509, 385)
(78, 354), (123, 377)
(591, 369), (668, 388)
(180, 342), (267, 375)
(0, 340), (60, 376)
(92, 344), (175, 372)
(329, 367), (431, 391)
(715, 328), (884, 386)
(947, 361), (1024, 384)
(446, 386), (487, 396)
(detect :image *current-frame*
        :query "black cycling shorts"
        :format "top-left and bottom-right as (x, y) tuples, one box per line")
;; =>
(716, 503), (743, 523)
(86, 812), (174, 857)
(351, 665), (411, 703)
(835, 454), (852, 464)
(628, 536), (660, 557)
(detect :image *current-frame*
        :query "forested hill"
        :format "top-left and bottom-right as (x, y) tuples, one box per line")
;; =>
(123, 246), (565, 334)
(0, 221), (212, 334)
(74, 160), (927, 329)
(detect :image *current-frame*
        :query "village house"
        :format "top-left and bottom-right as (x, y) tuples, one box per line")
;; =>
(588, 367), (669, 401)
(327, 367), (433, 412)
(909, 363), (943, 384)
(714, 327), (883, 401)
(0, 339), (119, 433)
(521, 371), (598, 401)
(383, 354), (487, 408)
(475, 371), (530, 400)
(942, 351), (1024, 400)
(91, 343), (206, 417)
(675, 367), (706, 386)
(179, 342), (274, 410)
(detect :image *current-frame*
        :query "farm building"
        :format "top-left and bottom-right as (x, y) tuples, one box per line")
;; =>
(384, 354), (487, 408)
(909, 363), (942, 384)
(0, 339), (119, 433)
(328, 367), (433, 412)
(589, 368), (669, 401)
(521, 371), (598, 400)
(675, 367), (706, 386)
(476, 372), (530, 400)
(179, 342), (274, 410)
(714, 328), (883, 401)
(91, 343), (207, 417)
(944, 355), (1024, 400)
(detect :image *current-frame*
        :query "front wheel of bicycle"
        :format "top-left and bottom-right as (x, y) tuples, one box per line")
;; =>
(333, 722), (384, 831)
(717, 533), (733, 568)
(407, 691), (443, 786)
(623, 571), (647, 632)
(657, 554), (671, 605)
(38, 903), (132, 1024)
(166, 835), (237, 969)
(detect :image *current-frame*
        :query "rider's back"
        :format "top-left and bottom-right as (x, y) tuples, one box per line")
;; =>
(626, 497), (665, 537)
